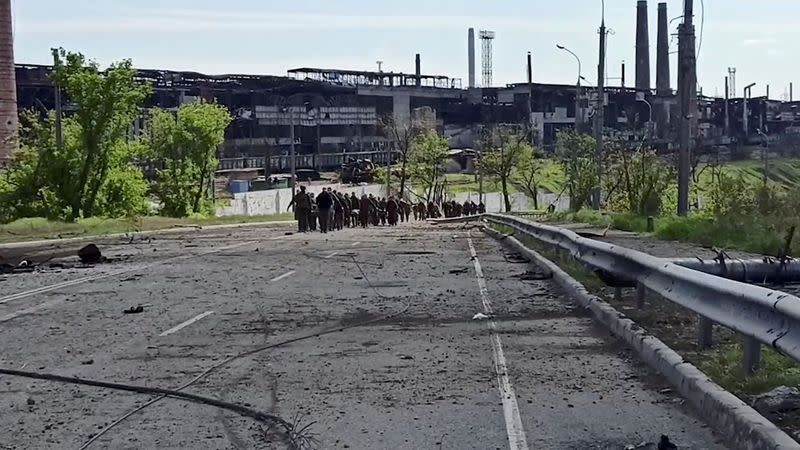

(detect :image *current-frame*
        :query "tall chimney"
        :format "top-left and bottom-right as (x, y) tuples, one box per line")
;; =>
(415, 53), (421, 87)
(0, 0), (17, 164)
(526, 52), (532, 84)
(468, 28), (476, 88)
(635, 0), (651, 91)
(656, 2), (670, 95)
(792, 82), (794, 102)
(621, 61), (626, 87)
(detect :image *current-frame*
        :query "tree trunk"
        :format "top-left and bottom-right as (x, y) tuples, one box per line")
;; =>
(71, 138), (96, 221)
(193, 159), (210, 213)
(399, 155), (408, 200)
(532, 186), (539, 210)
(501, 176), (511, 212)
(84, 157), (109, 218)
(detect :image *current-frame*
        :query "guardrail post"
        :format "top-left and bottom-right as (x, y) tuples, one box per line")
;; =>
(636, 283), (646, 309)
(697, 317), (713, 349)
(743, 336), (761, 374)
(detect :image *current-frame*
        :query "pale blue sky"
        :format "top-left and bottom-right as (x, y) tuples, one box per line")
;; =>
(10, 0), (799, 98)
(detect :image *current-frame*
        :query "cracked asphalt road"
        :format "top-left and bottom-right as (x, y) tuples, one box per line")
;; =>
(0, 222), (727, 449)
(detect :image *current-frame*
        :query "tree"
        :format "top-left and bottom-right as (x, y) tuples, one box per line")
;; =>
(53, 49), (151, 219)
(606, 145), (674, 215)
(147, 102), (232, 217)
(556, 129), (598, 211)
(380, 108), (434, 198)
(409, 130), (449, 202)
(514, 146), (543, 210)
(478, 127), (531, 212)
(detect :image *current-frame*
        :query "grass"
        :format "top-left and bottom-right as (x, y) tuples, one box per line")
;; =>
(696, 158), (800, 191)
(0, 213), (294, 244)
(443, 159), (566, 196)
(695, 344), (800, 397)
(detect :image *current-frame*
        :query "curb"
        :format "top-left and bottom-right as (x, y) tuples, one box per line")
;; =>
(0, 220), (296, 251)
(482, 226), (799, 450)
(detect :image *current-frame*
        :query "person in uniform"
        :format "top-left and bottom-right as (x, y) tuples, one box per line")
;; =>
(359, 194), (371, 228)
(308, 192), (317, 231)
(287, 186), (311, 232)
(316, 188), (334, 233)
(387, 196), (399, 226)
(478, 202), (486, 214)
(333, 190), (345, 231)
(418, 201), (427, 220)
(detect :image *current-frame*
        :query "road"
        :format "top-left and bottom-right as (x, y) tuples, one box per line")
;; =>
(0, 222), (727, 449)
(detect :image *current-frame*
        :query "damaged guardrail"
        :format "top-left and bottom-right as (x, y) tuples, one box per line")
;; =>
(482, 213), (800, 374)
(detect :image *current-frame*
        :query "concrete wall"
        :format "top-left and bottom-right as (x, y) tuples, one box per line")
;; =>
(449, 191), (570, 213)
(216, 183), (387, 217)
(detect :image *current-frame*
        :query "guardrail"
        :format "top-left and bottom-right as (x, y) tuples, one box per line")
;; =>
(217, 151), (397, 172)
(481, 213), (800, 373)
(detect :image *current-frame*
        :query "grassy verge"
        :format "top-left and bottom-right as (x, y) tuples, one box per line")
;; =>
(443, 159), (566, 196)
(0, 214), (294, 244)
(695, 344), (800, 397)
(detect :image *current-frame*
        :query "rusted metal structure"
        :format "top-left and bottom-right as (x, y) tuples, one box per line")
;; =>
(0, 0), (17, 165)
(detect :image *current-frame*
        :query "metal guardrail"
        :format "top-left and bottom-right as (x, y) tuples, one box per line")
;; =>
(483, 213), (800, 371)
(217, 151), (397, 172)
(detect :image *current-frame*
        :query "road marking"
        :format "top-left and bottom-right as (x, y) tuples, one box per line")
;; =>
(324, 252), (338, 259)
(351, 241), (361, 247)
(467, 233), (530, 450)
(0, 239), (278, 323)
(159, 311), (215, 337)
(270, 270), (296, 283)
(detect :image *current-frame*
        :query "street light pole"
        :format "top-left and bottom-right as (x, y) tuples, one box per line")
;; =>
(557, 44), (583, 131)
(593, 0), (607, 210)
(636, 93), (653, 139)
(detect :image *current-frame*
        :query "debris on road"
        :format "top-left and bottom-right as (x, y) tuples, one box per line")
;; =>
(448, 268), (468, 274)
(81, 359), (94, 365)
(123, 305), (145, 314)
(512, 270), (552, 281)
(78, 244), (104, 264)
(753, 386), (800, 416)
(472, 313), (490, 321)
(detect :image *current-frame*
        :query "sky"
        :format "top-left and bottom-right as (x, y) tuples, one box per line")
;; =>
(9, 0), (800, 99)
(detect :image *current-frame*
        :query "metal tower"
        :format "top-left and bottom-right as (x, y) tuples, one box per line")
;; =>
(479, 30), (495, 87)
(728, 67), (737, 98)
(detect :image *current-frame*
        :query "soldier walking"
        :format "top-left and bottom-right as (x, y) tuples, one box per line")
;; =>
(287, 186), (311, 232)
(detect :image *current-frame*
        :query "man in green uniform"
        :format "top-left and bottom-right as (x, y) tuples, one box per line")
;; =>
(287, 186), (311, 232)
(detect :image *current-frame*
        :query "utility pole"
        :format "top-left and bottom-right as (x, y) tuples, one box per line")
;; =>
(592, 5), (607, 210)
(724, 76), (730, 136)
(52, 48), (64, 152)
(677, 0), (697, 216)
(289, 107), (296, 202)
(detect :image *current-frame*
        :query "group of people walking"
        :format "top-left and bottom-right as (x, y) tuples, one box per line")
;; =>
(288, 186), (487, 233)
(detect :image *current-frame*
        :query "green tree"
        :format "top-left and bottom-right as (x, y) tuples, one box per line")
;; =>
(478, 127), (531, 212)
(409, 130), (449, 202)
(514, 146), (543, 210)
(380, 108), (434, 198)
(147, 102), (232, 217)
(556, 129), (598, 211)
(53, 49), (151, 219)
(606, 146), (674, 215)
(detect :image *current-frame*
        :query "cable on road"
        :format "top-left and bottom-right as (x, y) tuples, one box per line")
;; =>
(0, 235), (410, 449)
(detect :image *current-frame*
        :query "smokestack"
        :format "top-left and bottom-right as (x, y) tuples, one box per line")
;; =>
(415, 53), (421, 87)
(468, 28), (476, 88)
(0, 0), (17, 164)
(792, 82), (794, 102)
(621, 61), (626, 87)
(527, 52), (532, 84)
(766, 84), (770, 99)
(656, 2), (670, 95)
(635, 0), (651, 91)
(724, 76), (730, 135)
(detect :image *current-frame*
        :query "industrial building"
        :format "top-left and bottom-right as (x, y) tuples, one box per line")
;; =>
(6, 1), (800, 169)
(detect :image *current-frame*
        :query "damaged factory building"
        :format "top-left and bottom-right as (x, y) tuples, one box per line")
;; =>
(12, 3), (800, 171)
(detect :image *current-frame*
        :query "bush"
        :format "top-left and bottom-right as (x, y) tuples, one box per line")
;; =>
(95, 166), (150, 218)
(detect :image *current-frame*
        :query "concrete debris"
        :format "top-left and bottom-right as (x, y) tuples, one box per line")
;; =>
(624, 435), (677, 450)
(78, 244), (103, 264)
(123, 305), (145, 315)
(752, 386), (800, 416)
(472, 313), (490, 321)
(448, 268), (468, 274)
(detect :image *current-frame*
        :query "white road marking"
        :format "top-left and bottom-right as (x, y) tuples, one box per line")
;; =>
(324, 252), (338, 259)
(351, 241), (361, 247)
(270, 270), (296, 283)
(467, 233), (530, 450)
(0, 239), (279, 323)
(159, 311), (215, 337)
